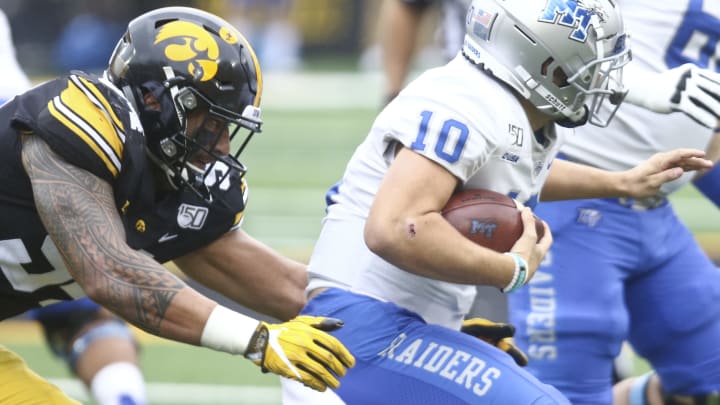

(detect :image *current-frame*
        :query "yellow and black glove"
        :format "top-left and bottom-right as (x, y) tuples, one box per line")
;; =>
(461, 318), (529, 367)
(244, 315), (356, 392)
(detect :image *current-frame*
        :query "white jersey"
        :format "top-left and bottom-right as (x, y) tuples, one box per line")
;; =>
(561, 0), (720, 196)
(0, 9), (31, 101)
(307, 55), (568, 329)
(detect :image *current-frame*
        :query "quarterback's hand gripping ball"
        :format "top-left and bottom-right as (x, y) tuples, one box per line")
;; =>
(244, 316), (355, 392)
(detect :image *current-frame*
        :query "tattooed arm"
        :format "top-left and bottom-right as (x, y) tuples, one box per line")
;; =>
(21, 134), (216, 344)
(20, 135), (357, 390)
(175, 229), (307, 321)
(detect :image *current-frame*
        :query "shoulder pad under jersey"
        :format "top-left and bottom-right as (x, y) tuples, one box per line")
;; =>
(31, 72), (140, 182)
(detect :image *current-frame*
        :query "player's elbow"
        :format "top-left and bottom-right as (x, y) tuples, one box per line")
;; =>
(81, 281), (109, 307)
(273, 293), (306, 321)
(364, 215), (398, 258)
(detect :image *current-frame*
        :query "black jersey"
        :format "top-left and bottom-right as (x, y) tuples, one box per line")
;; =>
(0, 72), (247, 319)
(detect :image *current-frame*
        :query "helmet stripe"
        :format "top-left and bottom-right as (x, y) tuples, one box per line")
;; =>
(236, 32), (262, 107)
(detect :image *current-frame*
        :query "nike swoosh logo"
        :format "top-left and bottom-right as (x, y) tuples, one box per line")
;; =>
(158, 233), (178, 243)
(268, 328), (301, 380)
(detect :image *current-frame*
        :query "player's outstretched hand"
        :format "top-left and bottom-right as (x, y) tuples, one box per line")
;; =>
(244, 316), (356, 392)
(625, 63), (720, 128)
(461, 318), (529, 367)
(621, 148), (712, 198)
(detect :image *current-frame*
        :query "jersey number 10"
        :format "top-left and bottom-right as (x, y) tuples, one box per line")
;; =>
(411, 110), (469, 163)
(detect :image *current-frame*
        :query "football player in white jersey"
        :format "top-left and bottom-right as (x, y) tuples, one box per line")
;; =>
(286, 0), (713, 403)
(508, 1), (720, 404)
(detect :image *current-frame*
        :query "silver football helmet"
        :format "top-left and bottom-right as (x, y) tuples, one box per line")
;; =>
(462, 0), (631, 127)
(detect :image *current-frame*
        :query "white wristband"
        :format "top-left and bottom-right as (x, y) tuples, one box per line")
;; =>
(200, 305), (261, 355)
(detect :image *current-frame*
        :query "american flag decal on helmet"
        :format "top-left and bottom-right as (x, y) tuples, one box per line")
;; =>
(467, 6), (497, 41)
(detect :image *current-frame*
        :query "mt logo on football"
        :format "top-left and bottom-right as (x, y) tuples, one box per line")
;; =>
(441, 189), (544, 252)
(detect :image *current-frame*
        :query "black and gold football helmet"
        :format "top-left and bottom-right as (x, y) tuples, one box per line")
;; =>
(107, 6), (262, 201)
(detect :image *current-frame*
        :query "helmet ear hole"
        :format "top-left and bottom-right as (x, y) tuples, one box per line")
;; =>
(540, 57), (553, 77)
(553, 67), (570, 88)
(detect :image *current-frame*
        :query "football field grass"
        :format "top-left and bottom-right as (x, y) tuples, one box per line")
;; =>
(3, 98), (720, 404)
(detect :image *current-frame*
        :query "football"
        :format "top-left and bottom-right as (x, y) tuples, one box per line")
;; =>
(441, 189), (545, 252)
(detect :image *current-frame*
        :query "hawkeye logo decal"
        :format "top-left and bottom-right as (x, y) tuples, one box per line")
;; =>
(154, 21), (239, 82)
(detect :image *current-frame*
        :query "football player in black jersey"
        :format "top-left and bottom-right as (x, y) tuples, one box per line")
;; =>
(1, 8), (150, 404)
(0, 7), (354, 403)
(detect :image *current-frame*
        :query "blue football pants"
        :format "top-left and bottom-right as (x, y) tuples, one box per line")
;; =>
(302, 288), (570, 404)
(508, 198), (720, 404)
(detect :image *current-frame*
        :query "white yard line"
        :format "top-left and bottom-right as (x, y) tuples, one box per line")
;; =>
(49, 378), (281, 404)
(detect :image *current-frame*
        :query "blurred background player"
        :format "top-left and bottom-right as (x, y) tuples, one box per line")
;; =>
(0, 6), (355, 403)
(27, 299), (147, 405)
(507, 1), (720, 404)
(381, 0), (469, 106)
(0, 8), (31, 103)
(0, 8), (148, 405)
(219, 0), (302, 72)
(52, 0), (127, 74)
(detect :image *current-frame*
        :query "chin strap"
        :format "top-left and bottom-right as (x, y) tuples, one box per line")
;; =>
(556, 106), (589, 128)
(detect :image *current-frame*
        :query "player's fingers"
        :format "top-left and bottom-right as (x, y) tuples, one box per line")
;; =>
(533, 219), (553, 257)
(645, 149), (708, 179)
(677, 156), (713, 171)
(293, 366), (331, 392)
(683, 89), (720, 125)
(537, 220), (552, 245)
(461, 318), (515, 340)
(679, 107), (718, 129)
(696, 70), (720, 98)
(312, 334), (356, 372)
(298, 353), (342, 390)
(696, 67), (720, 84)
(307, 316), (345, 332)
(657, 148), (707, 167)
(497, 340), (529, 367)
(290, 316), (355, 369)
(690, 84), (720, 112)
(510, 208), (537, 254)
(519, 207), (537, 239)
(647, 167), (683, 188)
